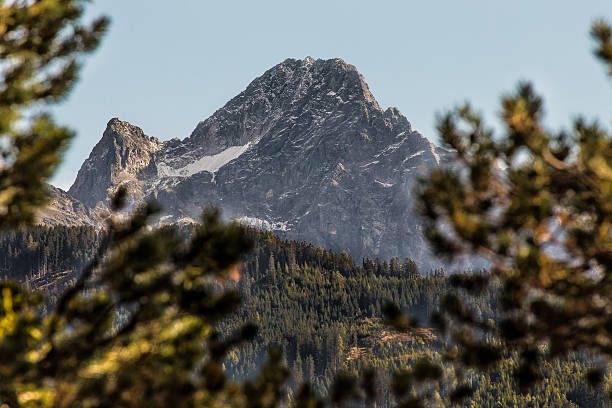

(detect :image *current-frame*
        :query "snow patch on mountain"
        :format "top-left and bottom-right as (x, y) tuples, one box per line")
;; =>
(157, 142), (255, 179)
(375, 180), (394, 188)
(235, 216), (290, 232)
(60, 57), (459, 270)
(406, 150), (425, 160)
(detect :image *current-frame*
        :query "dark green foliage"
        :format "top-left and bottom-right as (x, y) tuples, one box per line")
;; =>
(0, 201), (286, 407)
(449, 383), (472, 405)
(410, 358), (442, 381)
(295, 383), (325, 408)
(243, 347), (290, 408)
(0, 225), (99, 286)
(2, 2), (610, 404)
(5, 224), (611, 407)
(0, 0), (109, 229)
(397, 18), (612, 405)
(383, 301), (419, 332)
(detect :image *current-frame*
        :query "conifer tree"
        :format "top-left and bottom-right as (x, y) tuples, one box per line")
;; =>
(381, 17), (612, 406)
(0, 0), (108, 229)
(0, 2), (291, 407)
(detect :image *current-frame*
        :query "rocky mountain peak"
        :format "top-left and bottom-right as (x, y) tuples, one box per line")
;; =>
(68, 118), (163, 208)
(103, 117), (160, 145)
(250, 56), (382, 114)
(52, 57), (461, 269)
(266, 56), (379, 105)
(182, 57), (383, 150)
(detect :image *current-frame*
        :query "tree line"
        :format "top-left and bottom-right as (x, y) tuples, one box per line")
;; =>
(2, 224), (608, 407)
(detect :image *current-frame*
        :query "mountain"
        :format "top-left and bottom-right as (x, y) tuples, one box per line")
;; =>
(68, 117), (163, 208)
(52, 57), (453, 268)
(36, 185), (99, 227)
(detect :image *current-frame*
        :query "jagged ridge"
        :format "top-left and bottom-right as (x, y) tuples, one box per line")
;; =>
(52, 57), (454, 269)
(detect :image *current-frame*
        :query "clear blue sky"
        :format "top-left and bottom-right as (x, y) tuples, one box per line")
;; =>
(51, 0), (612, 189)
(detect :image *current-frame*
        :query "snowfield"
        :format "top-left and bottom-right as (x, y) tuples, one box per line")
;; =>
(157, 142), (254, 178)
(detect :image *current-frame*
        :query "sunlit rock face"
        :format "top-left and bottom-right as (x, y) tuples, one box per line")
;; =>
(37, 185), (99, 227)
(56, 57), (456, 269)
(68, 118), (163, 209)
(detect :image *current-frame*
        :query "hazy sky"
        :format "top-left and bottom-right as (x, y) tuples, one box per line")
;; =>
(51, 0), (612, 188)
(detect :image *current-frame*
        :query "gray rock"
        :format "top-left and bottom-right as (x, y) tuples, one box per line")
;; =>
(37, 185), (99, 227)
(68, 118), (163, 208)
(55, 57), (459, 270)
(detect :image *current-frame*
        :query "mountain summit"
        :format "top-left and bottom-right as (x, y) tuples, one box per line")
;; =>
(50, 57), (451, 268)
(68, 118), (163, 208)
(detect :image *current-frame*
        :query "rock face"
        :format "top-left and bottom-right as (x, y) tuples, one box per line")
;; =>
(59, 57), (453, 268)
(68, 118), (163, 208)
(37, 185), (99, 226)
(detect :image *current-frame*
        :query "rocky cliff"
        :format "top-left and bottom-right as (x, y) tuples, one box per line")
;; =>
(68, 118), (163, 208)
(37, 185), (99, 227)
(52, 57), (454, 269)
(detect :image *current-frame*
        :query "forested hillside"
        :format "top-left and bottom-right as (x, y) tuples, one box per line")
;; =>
(1, 225), (609, 407)
(0, 226), (100, 304)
